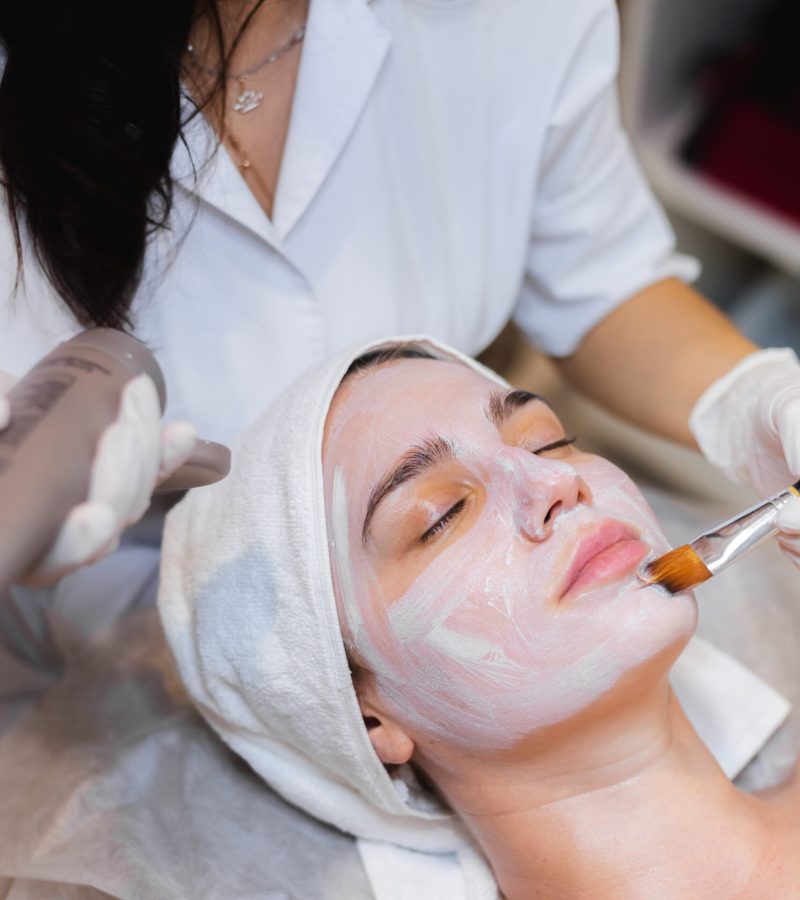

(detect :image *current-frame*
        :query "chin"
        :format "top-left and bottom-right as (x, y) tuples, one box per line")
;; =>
(506, 586), (698, 743)
(608, 581), (698, 668)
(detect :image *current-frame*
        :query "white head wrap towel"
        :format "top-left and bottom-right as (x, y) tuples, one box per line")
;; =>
(157, 337), (506, 862)
(158, 335), (788, 900)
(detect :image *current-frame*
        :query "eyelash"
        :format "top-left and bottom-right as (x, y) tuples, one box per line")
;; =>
(420, 498), (467, 543)
(418, 436), (578, 545)
(533, 435), (578, 455)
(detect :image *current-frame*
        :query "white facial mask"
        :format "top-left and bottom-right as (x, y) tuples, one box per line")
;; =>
(325, 360), (697, 750)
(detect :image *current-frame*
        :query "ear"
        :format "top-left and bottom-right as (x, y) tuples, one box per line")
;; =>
(359, 701), (415, 766)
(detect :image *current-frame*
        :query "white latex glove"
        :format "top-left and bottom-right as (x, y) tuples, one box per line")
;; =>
(0, 370), (197, 587)
(689, 347), (800, 567)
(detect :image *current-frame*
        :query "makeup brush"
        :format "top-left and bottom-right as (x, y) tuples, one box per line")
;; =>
(641, 480), (800, 594)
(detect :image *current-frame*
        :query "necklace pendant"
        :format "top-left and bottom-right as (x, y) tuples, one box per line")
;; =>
(233, 88), (263, 114)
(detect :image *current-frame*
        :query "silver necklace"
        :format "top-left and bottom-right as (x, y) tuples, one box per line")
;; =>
(187, 23), (306, 114)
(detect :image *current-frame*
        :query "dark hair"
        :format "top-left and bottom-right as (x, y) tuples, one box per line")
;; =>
(344, 343), (440, 379)
(0, 1), (264, 331)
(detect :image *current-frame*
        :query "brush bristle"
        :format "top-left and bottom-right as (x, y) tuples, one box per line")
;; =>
(644, 544), (712, 594)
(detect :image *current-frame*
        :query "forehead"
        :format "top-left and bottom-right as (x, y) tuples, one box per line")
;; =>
(324, 358), (499, 452)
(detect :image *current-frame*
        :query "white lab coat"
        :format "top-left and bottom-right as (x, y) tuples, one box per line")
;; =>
(0, 0), (696, 446)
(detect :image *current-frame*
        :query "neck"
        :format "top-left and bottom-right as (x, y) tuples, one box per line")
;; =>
(189, 0), (308, 71)
(423, 676), (790, 899)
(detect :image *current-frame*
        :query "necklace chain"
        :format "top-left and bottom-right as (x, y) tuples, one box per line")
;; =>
(187, 24), (306, 82)
(186, 16), (308, 208)
(189, 21), (306, 115)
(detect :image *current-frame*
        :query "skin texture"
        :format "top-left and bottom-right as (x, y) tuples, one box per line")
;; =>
(557, 278), (757, 446)
(322, 356), (800, 899)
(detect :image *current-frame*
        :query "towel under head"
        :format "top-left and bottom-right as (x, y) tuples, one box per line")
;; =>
(158, 336), (505, 853)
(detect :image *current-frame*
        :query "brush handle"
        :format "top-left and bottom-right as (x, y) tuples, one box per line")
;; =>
(693, 484), (799, 575)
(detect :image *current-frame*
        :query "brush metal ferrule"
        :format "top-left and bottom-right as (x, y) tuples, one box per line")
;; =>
(691, 487), (797, 575)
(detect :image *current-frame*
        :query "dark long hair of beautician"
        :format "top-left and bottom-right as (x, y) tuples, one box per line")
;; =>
(0, 1), (267, 331)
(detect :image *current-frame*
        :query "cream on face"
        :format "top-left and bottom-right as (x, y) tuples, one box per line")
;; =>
(323, 358), (697, 751)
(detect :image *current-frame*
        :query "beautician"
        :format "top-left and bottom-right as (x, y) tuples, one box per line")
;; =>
(2, 0), (800, 583)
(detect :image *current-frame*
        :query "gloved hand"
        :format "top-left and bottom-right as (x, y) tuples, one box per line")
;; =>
(0, 370), (197, 587)
(689, 347), (800, 568)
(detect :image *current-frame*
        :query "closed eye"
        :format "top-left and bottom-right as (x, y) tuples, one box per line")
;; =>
(533, 435), (577, 455)
(417, 437), (576, 545)
(420, 497), (467, 544)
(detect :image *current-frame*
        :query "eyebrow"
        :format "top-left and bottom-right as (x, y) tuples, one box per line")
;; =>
(486, 389), (548, 429)
(362, 436), (455, 545)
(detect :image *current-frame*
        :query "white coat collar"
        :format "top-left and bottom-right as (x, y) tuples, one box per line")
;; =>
(172, 0), (390, 246)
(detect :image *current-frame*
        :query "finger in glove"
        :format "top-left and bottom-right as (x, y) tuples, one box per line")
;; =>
(777, 536), (800, 571)
(87, 419), (143, 523)
(20, 501), (118, 587)
(159, 420), (198, 480)
(772, 391), (800, 492)
(776, 498), (800, 535)
(118, 374), (163, 523)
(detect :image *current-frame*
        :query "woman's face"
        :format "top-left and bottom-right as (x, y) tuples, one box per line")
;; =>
(323, 357), (697, 751)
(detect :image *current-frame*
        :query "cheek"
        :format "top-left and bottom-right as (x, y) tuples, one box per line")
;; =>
(341, 457), (695, 750)
(345, 504), (575, 744)
(578, 457), (671, 551)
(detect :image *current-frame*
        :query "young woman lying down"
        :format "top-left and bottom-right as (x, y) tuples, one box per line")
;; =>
(159, 338), (800, 900)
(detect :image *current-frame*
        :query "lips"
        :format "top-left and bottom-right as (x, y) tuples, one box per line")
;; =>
(558, 519), (647, 602)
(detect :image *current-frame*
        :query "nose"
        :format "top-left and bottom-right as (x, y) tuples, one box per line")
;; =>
(493, 447), (591, 542)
